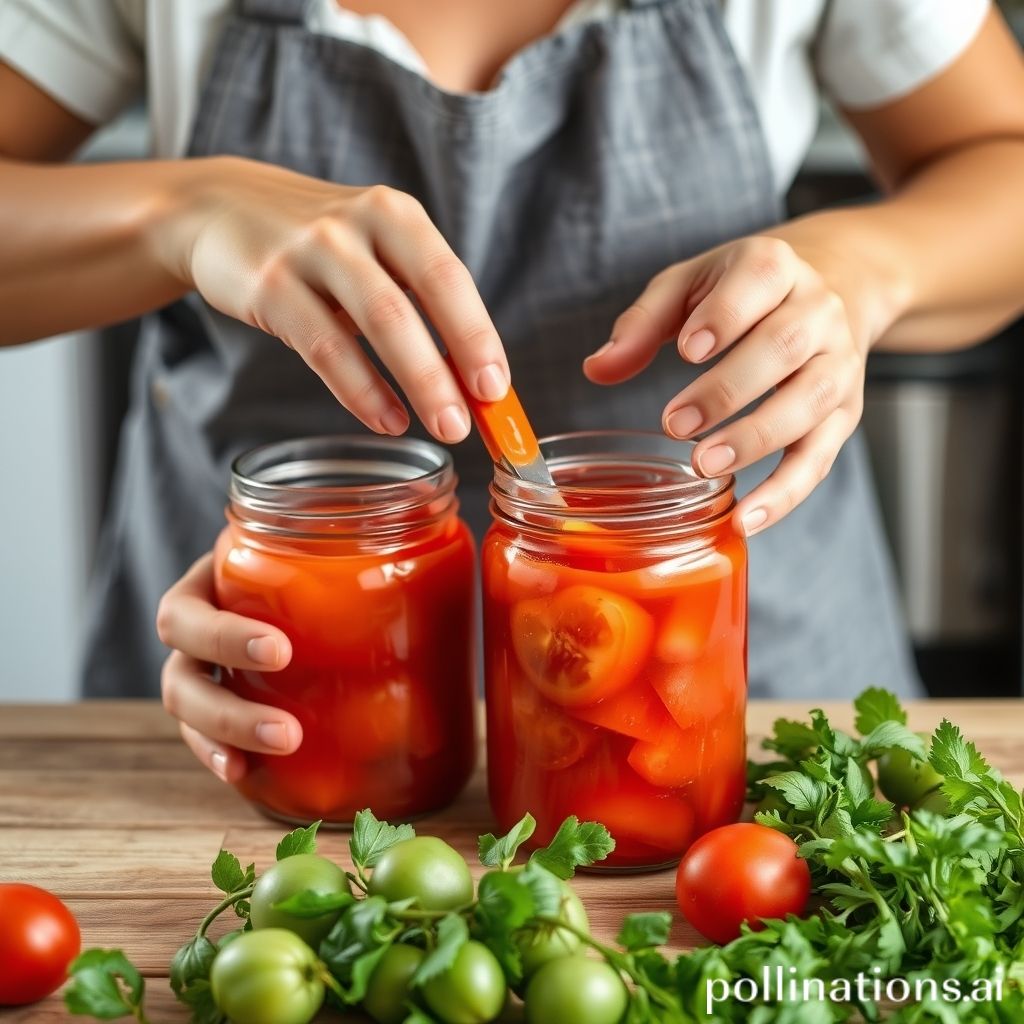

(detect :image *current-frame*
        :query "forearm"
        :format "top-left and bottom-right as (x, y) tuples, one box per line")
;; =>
(0, 157), (207, 346)
(771, 138), (1024, 352)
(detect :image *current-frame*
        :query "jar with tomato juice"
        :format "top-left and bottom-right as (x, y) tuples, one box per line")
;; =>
(483, 431), (747, 871)
(213, 436), (476, 825)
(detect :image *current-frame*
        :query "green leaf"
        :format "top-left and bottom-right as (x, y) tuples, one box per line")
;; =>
(64, 950), (145, 1021)
(169, 935), (217, 995)
(320, 896), (391, 984)
(178, 979), (227, 1024)
(276, 820), (322, 860)
(859, 722), (927, 760)
(345, 942), (394, 1006)
(763, 771), (828, 814)
(616, 912), (672, 951)
(478, 812), (536, 870)
(272, 888), (355, 918)
(528, 816), (614, 879)
(519, 860), (565, 917)
(210, 850), (247, 894)
(762, 718), (821, 760)
(476, 870), (537, 932)
(350, 808), (416, 870)
(411, 913), (469, 987)
(853, 687), (907, 734)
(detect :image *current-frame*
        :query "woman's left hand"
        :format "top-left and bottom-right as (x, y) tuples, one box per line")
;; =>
(583, 234), (879, 537)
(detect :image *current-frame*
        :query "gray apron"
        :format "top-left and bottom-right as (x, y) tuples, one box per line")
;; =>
(82, 0), (922, 702)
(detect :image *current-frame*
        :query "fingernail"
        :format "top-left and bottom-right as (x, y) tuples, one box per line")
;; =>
(682, 328), (715, 362)
(741, 507), (769, 536)
(256, 721), (291, 751)
(585, 340), (616, 362)
(665, 406), (703, 439)
(475, 363), (509, 402)
(247, 637), (279, 667)
(437, 404), (470, 442)
(380, 406), (410, 436)
(210, 750), (229, 782)
(699, 444), (736, 476)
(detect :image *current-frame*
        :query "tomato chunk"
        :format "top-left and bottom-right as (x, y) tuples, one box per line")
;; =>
(512, 688), (598, 770)
(627, 720), (702, 789)
(570, 778), (695, 857)
(649, 657), (740, 731)
(511, 585), (653, 707)
(568, 679), (675, 741)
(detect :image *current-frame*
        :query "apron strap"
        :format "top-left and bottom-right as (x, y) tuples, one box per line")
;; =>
(239, 0), (305, 23)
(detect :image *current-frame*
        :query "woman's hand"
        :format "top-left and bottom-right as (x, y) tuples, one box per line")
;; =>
(156, 157), (510, 442)
(155, 553), (300, 783)
(584, 234), (884, 536)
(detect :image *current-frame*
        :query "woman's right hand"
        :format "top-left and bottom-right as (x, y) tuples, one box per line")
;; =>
(155, 553), (301, 783)
(155, 156), (510, 442)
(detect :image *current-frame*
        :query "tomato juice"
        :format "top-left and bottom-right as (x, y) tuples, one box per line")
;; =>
(214, 436), (476, 825)
(484, 432), (747, 870)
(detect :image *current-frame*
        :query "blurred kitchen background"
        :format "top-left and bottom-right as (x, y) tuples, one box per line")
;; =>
(2, 2), (1023, 702)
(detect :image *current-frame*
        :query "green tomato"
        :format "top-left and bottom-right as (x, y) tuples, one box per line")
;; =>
(422, 941), (506, 1024)
(250, 854), (350, 948)
(877, 734), (944, 808)
(363, 943), (425, 1024)
(367, 837), (474, 911)
(210, 928), (324, 1024)
(515, 877), (590, 978)
(525, 956), (628, 1024)
(914, 787), (951, 815)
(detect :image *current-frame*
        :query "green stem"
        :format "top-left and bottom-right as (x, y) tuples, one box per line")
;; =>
(197, 885), (255, 938)
(346, 871), (368, 894)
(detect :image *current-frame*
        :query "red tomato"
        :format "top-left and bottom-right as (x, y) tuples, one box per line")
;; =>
(0, 884), (81, 1006)
(675, 823), (811, 945)
(511, 585), (653, 707)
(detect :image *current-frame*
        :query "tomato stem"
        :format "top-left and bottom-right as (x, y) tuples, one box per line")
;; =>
(197, 885), (254, 938)
(347, 871), (368, 894)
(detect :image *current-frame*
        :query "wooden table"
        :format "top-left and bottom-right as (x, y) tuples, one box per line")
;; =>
(1, 700), (1021, 1022)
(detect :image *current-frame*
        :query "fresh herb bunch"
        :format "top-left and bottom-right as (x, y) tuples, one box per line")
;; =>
(64, 689), (1024, 1023)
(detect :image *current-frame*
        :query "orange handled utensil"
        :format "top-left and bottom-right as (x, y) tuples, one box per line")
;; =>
(443, 353), (558, 488)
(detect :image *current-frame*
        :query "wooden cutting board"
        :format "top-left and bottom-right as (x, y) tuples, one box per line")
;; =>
(1, 699), (1021, 1022)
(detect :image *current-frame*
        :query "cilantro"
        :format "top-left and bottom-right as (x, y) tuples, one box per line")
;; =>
(528, 816), (615, 878)
(478, 812), (536, 870)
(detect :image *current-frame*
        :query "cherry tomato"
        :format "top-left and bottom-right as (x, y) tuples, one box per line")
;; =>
(421, 940), (506, 1023)
(513, 875), (590, 977)
(367, 837), (474, 911)
(210, 928), (324, 1024)
(249, 854), (351, 948)
(675, 823), (810, 945)
(876, 735), (944, 808)
(363, 943), (425, 1024)
(511, 585), (653, 707)
(0, 883), (81, 1006)
(525, 956), (628, 1024)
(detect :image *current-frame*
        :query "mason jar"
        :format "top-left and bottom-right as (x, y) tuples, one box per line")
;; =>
(213, 436), (476, 825)
(483, 431), (747, 871)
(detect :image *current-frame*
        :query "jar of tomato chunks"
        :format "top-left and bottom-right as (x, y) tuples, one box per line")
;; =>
(484, 431), (747, 871)
(213, 436), (477, 825)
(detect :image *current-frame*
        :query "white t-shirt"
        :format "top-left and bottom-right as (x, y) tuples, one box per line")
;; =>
(0, 0), (989, 191)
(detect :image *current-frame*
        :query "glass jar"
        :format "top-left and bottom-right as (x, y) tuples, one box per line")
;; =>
(213, 436), (477, 825)
(483, 431), (747, 871)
